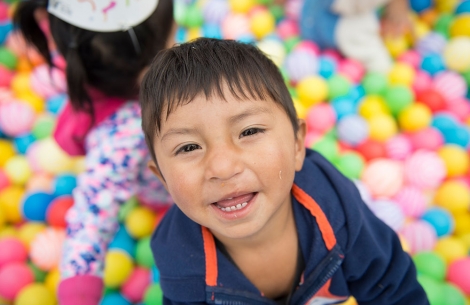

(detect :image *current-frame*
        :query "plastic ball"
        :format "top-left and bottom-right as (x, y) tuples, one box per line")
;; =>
(435, 180), (470, 214)
(4, 155), (32, 186)
(221, 13), (250, 40)
(412, 70), (432, 94)
(327, 74), (351, 99)
(0, 262), (34, 301)
(305, 103), (336, 133)
(296, 76), (328, 107)
(276, 19), (299, 40)
(421, 53), (446, 76)
(135, 236), (154, 268)
(421, 207), (454, 237)
(337, 59), (365, 84)
(30, 228), (65, 271)
(398, 50), (421, 69)
(121, 267), (151, 304)
(404, 150), (446, 190)
(384, 35), (408, 58)
(388, 63), (415, 86)
(46, 196), (73, 228)
(438, 145), (469, 177)
(447, 98), (470, 122)
(0, 101), (35, 137)
(100, 293), (132, 305)
(0, 65), (13, 87)
(336, 115), (369, 146)
(444, 125), (470, 148)
(398, 103), (432, 132)
(31, 114), (55, 140)
(229, 0), (255, 13)
(433, 71), (468, 102)
(416, 89), (446, 113)
(285, 51), (318, 84)
(250, 9), (275, 39)
(434, 13), (453, 37)
(358, 95), (389, 120)
(331, 97), (356, 120)
(368, 199), (405, 232)
(368, 114), (398, 142)
(15, 283), (55, 305)
(393, 186), (427, 218)
(256, 38), (286, 67)
(14, 133), (36, 155)
(444, 37), (470, 72)
(103, 250), (134, 288)
(434, 236), (468, 264)
(361, 159), (404, 198)
(30, 65), (66, 99)
(383, 85), (414, 116)
(202, 0), (229, 24)
(440, 283), (467, 305)
(0, 238), (28, 268)
(0, 47), (17, 70)
(109, 225), (136, 258)
(311, 136), (339, 163)
(448, 258), (470, 295)
(0, 186), (24, 224)
(26, 172), (53, 193)
(318, 56), (337, 79)
(454, 212), (470, 235)
(22, 191), (54, 222)
(334, 152), (364, 180)
(36, 138), (74, 175)
(151, 265), (160, 283)
(17, 222), (46, 250)
(294, 40), (320, 56)
(416, 32), (447, 55)
(52, 174), (76, 197)
(362, 72), (388, 95)
(385, 135), (412, 161)
(125, 207), (156, 239)
(202, 23), (222, 39)
(0, 139), (15, 167)
(432, 112), (458, 135)
(399, 220), (437, 254)
(355, 139), (387, 161)
(413, 251), (447, 281)
(417, 275), (445, 305)
(144, 284), (163, 305)
(44, 268), (60, 296)
(450, 14), (470, 37)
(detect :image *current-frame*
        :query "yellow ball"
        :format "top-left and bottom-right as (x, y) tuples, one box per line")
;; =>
(187, 28), (202, 41)
(389, 63), (415, 86)
(15, 283), (56, 305)
(0, 206), (4, 230)
(444, 37), (470, 72)
(250, 10), (275, 39)
(368, 114), (398, 142)
(454, 212), (470, 236)
(358, 96), (389, 120)
(0, 139), (16, 167)
(450, 15), (470, 37)
(125, 206), (156, 239)
(11, 72), (33, 96)
(4, 156), (32, 186)
(104, 250), (134, 288)
(36, 138), (74, 175)
(412, 20), (431, 42)
(434, 236), (468, 264)
(338, 297), (357, 305)
(229, 0), (255, 13)
(434, 180), (470, 214)
(384, 35), (409, 58)
(0, 186), (24, 224)
(293, 97), (307, 120)
(256, 39), (286, 67)
(18, 222), (47, 250)
(17, 93), (45, 113)
(458, 233), (470, 250)
(0, 295), (11, 305)
(438, 145), (470, 177)
(398, 104), (432, 132)
(296, 76), (328, 108)
(399, 234), (411, 253)
(435, 0), (459, 13)
(72, 157), (86, 175)
(45, 268), (60, 296)
(0, 226), (17, 239)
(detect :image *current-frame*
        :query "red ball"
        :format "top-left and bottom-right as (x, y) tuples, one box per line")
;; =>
(46, 196), (74, 228)
(355, 139), (386, 161)
(447, 258), (470, 295)
(121, 267), (151, 303)
(416, 89), (446, 113)
(0, 262), (34, 301)
(0, 238), (28, 268)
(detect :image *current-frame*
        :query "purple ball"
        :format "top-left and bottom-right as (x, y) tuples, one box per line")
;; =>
(203, 0), (230, 25)
(285, 50), (318, 83)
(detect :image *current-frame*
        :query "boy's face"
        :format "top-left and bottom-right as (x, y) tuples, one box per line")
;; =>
(150, 88), (306, 241)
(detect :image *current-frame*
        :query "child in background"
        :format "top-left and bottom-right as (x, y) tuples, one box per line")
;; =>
(140, 38), (429, 304)
(13, 1), (175, 304)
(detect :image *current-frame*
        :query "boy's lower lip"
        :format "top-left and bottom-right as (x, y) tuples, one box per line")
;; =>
(211, 192), (258, 220)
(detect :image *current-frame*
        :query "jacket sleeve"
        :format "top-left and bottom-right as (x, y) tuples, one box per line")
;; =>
(313, 153), (429, 305)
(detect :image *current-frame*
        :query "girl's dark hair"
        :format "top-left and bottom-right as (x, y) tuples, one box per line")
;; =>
(13, 0), (174, 113)
(140, 38), (298, 163)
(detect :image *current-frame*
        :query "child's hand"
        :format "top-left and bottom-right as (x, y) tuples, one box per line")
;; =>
(381, 0), (412, 38)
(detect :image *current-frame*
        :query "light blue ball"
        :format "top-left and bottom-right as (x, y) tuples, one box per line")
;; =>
(318, 56), (337, 79)
(422, 207), (454, 237)
(332, 97), (356, 120)
(46, 94), (67, 114)
(349, 85), (365, 106)
(431, 112), (458, 134)
(100, 293), (132, 305)
(14, 134), (36, 155)
(22, 192), (55, 222)
(336, 115), (369, 146)
(202, 24), (222, 39)
(151, 265), (160, 283)
(0, 22), (12, 45)
(53, 174), (77, 196)
(410, 0), (432, 13)
(421, 54), (446, 76)
(456, 0), (470, 14)
(237, 34), (256, 44)
(443, 125), (470, 148)
(109, 225), (136, 258)
(175, 27), (187, 44)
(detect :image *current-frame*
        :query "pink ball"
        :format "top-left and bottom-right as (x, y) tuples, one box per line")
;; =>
(284, 0), (303, 20)
(304, 131), (322, 148)
(361, 159), (404, 198)
(385, 135), (413, 161)
(30, 228), (66, 271)
(294, 40), (319, 56)
(0, 66), (13, 88)
(393, 186), (427, 218)
(408, 127), (444, 151)
(221, 13), (250, 40)
(121, 267), (151, 303)
(446, 98), (470, 122)
(322, 49), (342, 62)
(0, 101), (35, 137)
(412, 70), (432, 94)
(400, 220), (437, 254)
(398, 50), (421, 69)
(0, 169), (9, 191)
(0, 88), (14, 105)
(369, 199), (405, 232)
(433, 71), (468, 103)
(0, 238), (28, 268)
(337, 59), (365, 84)
(0, 262), (34, 301)
(404, 150), (447, 190)
(0, 2), (8, 22)
(448, 258), (470, 295)
(276, 19), (299, 40)
(306, 103), (336, 133)
(30, 64), (67, 99)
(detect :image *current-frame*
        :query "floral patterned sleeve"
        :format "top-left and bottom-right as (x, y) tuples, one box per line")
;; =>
(60, 102), (172, 279)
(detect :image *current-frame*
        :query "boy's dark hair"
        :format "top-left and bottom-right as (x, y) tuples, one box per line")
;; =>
(141, 38), (299, 163)
(13, 0), (174, 114)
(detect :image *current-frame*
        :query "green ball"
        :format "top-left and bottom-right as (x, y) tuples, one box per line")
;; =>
(334, 152), (364, 180)
(417, 275), (445, 305)
(32, 115), (55, 140)
(118, 197), (139, 222)
(136, 236), (155, 268)
(288, 86), (297, 99)
(174, 1), (188, 26)
(328, 75), (351, 99)
(413, 252), (447, 282)
(440, 283), (466, 305)
(384, 85), (414, 116)
(184, 5), (204, 28)
(312, 137), (339, 163)
(284, 36), (301, 53)
(268, 5), (285, 22)
(362, 72), (388, 95)
(462, 69), (470, 87)
(28, 262), (47, 282)
(0, 47), (18, 70)
(144, 284), (163, 305)
(434, 14), (453, 39)
(256, 0), (274, 5)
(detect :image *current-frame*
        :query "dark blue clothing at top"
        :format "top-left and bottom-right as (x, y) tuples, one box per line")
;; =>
(151, 149), (429, 305)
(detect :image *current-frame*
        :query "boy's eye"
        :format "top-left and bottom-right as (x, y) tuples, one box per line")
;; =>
(176, 144), (200, 155)
(240, 127), (264, 138)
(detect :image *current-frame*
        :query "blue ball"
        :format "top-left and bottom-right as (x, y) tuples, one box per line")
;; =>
(175, 28), (187, 44)
(109, 225), (136, 258)
(14, 134), (36, 155)
(332, 97), (356, 120)
(431, 112), (458, 133)
(22, 192), (55, 222)
(456, 0), (470, 14)
(349, 85), (365, 106)
(421, 54), (446, 76)
(443, 125), (470, 148)
(237, 34), (256, 44)
(100, 293), (131, 305)
(0, 22), (12, 45)
(47, 94), (67, 114)
(318, 56), (337, 79)
(53, 174), (77, 197)
(422, 207), (454, 237)
(151, 265), (160, 283)
(410, 0), (432, 13)
(202, 24), (222, 39)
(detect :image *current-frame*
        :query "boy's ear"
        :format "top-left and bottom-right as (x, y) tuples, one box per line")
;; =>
(294, 119), (307, 171)
(148, 160), (169, 192)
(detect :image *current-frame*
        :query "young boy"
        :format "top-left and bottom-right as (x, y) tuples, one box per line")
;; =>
(140, 38), (429, 304)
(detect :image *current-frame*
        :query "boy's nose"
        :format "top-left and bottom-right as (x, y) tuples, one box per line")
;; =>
(205, 143), (243, 182)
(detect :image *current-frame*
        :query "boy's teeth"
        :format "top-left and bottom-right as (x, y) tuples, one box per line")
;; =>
(219, 202), (247, 212)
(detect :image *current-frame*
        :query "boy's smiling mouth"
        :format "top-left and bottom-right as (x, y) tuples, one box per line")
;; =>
(213, 192), (256, 213)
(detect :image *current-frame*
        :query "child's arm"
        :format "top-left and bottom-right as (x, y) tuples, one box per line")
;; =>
(381, 0), (412, 37)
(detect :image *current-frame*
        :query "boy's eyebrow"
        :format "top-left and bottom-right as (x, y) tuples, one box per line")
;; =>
(160, 128), (196, 143)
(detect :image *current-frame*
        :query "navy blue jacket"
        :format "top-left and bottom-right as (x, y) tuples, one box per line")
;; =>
(151, 149), (429, 304)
